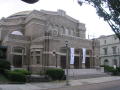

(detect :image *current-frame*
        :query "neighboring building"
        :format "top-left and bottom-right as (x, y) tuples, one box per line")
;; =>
(0, 9), (100, 73)
(98, 35), (120, 67)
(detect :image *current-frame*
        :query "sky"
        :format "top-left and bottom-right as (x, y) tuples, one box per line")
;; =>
(0, 0), (114, 38)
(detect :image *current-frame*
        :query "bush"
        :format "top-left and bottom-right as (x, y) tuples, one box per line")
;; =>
(116, 67), (120, 72)
(111, 67), (120, 76)
(13, 69), (31, 75)
(111, 69), (119, 76)
(0, 59), (10, 74)
(102, 65), (120, 76)
(45, 68), (65, 80)
(103, 65), (114, 72)
(6, 70), (26, 82)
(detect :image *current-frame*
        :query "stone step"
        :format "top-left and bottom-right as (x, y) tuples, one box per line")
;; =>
(69, 73), (110, 80)
(64, 69), (105, 76)
(26, 75), (50, 82)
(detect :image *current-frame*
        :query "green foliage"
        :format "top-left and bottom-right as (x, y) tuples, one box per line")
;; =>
(13, 69), (31, 75)
(111, 69), (119, 76)
(116, 67), (120, 72)
(0, 59), (10, 74)
(0, 74), (9, 83)
(45, 68), (65, 80)
(102, 65), (120, 76)
(112, 67), (120, 76)
(6, 70), (26, 82)
(104, 65), (114, 72)
(78, 0), (120, 39)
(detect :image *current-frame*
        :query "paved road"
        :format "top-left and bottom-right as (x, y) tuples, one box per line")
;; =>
(45, 80), (120, 90)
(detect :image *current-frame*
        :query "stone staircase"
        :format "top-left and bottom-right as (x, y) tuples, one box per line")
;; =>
(26, 75), (50, 82)
(27, 69), (109, 82)
(64, 69), (110, 79)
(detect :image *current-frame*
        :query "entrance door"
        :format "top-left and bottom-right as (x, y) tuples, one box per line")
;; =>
(60, 56), (66, 69)
(13, 55), (22, 68)
(85, 57), (90, 68)
(74, 56), (79, 69)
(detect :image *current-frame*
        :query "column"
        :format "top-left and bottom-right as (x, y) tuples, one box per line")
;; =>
(79, 49), (82, 69)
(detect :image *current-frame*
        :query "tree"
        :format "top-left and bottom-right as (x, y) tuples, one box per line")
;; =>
(21, 0), (39, 4)
(78, 0), (120, 39)
(0, 59), (11, 74)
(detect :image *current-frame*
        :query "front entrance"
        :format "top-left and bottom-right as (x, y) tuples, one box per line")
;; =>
(85, 57), (90, 68)
(60, 56), (66, 69)
(13, 55), (22, 68)
(74, 56), (80, 69)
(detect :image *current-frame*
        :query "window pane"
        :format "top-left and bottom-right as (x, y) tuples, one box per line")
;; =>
(13, 47), (23, 53)
(36, 51), (40, 54)
(36, 56), (40, 64)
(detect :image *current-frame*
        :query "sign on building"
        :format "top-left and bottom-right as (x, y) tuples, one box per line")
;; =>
(82, 48), (86, 63)
(70, 48), (74, 64)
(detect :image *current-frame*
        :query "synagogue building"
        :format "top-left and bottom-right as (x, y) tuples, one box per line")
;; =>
(0, 10), (100, 72)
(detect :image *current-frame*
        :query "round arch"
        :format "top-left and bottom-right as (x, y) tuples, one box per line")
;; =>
(104, 59), (109, 65)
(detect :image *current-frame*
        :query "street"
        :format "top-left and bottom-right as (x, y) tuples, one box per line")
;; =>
(45, 80), (120, 90)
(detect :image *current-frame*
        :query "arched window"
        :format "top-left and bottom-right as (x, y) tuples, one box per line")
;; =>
(65, 28), (69, 35)
(68, 29), (71, 35)
(104, 59), (109, 65)
(62, 27), (65, 34)
(60, 26), (65, 35)
(11, 31), (23, 35)
(71, 29), (74, 36)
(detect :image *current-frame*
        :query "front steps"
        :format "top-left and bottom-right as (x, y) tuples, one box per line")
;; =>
(64, 69), (109, 79)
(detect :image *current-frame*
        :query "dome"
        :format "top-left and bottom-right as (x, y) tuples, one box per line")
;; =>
(11, 31), (23, 35)
(9, 11), (32, 17)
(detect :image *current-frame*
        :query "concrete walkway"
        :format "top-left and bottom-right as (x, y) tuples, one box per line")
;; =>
(0, 76), (120, 90)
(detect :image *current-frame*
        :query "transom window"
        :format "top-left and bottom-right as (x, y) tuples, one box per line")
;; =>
(13, 47), (25, 53)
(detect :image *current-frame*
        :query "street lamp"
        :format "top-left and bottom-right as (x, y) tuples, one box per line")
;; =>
(65, 40), (70, 86)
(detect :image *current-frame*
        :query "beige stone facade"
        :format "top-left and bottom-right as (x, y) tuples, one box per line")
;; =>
(98, 35), (120, 67)
(0, 10), (100, 73)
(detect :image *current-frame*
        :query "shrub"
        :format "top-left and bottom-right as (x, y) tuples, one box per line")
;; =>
(102, 66), (120, 76)
(45, 68), (65, 80)
(116, 67), (120, 72)
(13, 69), (31, 75)
(111, 69), (119, 76)
(111, 67), (120, 76)
(103, 65), (114, 72)
(0, 59), (10, 74)
(7, 70), (26, 82)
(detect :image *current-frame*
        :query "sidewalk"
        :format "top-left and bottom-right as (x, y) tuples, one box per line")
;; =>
(70, 76), (120, 86)
(0, 76), (120, 90)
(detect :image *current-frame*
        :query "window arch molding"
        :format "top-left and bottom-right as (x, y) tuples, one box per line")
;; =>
(104, 59), (109, 65)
